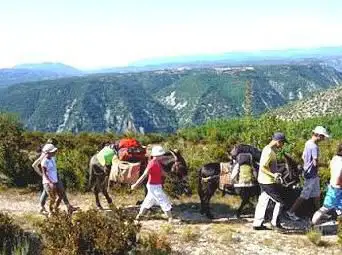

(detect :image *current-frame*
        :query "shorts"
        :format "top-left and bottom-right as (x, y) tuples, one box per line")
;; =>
(323, 185), (342, 210)
(141, 184), (172, 212)
(300, 177), (320, 199)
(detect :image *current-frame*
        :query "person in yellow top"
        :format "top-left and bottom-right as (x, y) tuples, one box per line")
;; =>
(253, 132), (287, 230)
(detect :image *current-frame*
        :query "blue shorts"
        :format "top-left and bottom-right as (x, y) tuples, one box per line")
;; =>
(323, 185), (342, 210)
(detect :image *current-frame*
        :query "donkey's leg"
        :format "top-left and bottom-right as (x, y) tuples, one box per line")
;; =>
(236, 188), (249, 218)
(199, 182), (206, 215)
(204, 180), (219, 219)
(94, 181), (103, 210)
(237, 197), (249, 218)
(102, 177), (113, 206)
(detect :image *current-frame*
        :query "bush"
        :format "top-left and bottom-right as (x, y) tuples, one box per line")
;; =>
(0, 212), (41, 254)
(57, 149), (90, 191)
(306, 229), (322, 246)
(39, 208), (140, 255)
(135, 232), (172, 255)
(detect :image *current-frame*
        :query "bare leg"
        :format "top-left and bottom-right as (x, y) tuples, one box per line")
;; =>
(289, 197), (305, 213)
(313, 197), (321, 211)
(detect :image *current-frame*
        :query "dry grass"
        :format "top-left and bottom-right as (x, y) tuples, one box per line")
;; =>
(210, 224), (239, 244)
(160, 223), (174, 235)
(180, 226), (201, 242)
(12, 213), (45, 231)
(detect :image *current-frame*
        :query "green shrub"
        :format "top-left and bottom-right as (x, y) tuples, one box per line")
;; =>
(135, 231), (172, 255)
(306, 229), (322, 246)
(57, 149), (89, 191)
(0, 212), (41, 254)
(39, 208), (140, 255)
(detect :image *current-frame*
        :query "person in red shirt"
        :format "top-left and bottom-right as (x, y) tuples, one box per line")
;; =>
(131, 145), (172, 222)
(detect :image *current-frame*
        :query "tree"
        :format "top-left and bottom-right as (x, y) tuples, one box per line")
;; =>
(0, 112), (36, 186)
(243, 80), (253, 117)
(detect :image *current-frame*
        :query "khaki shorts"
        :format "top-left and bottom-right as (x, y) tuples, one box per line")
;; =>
(300, 177), (320, 199)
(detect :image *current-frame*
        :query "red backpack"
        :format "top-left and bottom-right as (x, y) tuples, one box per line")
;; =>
(118, 138), (146, 162)
(119, 138), (140, 149)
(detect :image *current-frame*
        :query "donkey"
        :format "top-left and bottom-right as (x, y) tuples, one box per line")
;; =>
(198, 152), (302, 219)
(88, 149), (190, 209)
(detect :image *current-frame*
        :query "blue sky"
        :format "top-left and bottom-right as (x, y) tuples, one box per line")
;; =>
(0, 0), (341, 69)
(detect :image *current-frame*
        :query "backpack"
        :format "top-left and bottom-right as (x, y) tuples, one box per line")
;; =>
(119, 138), (140, 149)
(230, 144), (262, 163)
(118, 138), (146, 162)
(236, 153), (253, 166)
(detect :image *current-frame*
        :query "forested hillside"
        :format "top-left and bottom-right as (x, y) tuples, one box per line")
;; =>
(0, 64), (341, 133)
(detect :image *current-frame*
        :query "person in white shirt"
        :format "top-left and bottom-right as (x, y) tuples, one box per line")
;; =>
(312, 144), (342, 225)
(32, 140), (78, 214)
(37, 143), (79, 214)
(40, 144), (59, 214)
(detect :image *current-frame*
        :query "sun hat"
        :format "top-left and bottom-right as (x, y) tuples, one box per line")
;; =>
(312, 126), (329, 138)
(42, 143), (58, 153)
(151, 145), (166, 157)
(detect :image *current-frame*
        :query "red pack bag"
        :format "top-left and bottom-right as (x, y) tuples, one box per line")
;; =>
(119, 138), (140, 149)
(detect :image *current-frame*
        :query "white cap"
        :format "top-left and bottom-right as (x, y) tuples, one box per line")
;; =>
(42, 143), (58, 153)
(151, 145), (166, 157)
(312, 126), (330, 138)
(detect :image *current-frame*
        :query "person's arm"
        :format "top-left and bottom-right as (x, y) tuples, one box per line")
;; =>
(131, 168), (149, 190)
(32, 153), (45, 176)
(312, 146), (319, 167)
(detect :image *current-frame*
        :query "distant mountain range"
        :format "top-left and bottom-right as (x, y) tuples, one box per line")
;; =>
(129, 46), (342, 68)
(0, 63), (341, 133)
(0, 63), (83, 88)
(1, 46), (342, 87)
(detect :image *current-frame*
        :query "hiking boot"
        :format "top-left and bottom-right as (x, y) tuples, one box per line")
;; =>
(286, 211), (300, 221)
(253, 225), (271, 231)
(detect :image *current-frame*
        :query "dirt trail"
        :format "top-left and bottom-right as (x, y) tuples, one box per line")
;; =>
(0, 189), (340, 255)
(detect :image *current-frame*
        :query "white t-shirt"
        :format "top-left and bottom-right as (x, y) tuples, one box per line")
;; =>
(41, 157), (58, 184)
(329, 155), (342, 188)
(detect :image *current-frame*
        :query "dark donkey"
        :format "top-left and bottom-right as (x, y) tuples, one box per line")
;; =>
(198, 147), (302, 219)
(88, 149), (191, 209)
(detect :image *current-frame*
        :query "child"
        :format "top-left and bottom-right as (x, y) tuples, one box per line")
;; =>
(131, 145), (172, 223)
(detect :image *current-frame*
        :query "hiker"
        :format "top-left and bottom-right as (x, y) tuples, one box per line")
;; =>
(131, 145), (173, 223)
(253, 132), (287, 230)
(286, 126), (330, 221)
(32, 139), (78, 214)
(312, 144), (342, 225)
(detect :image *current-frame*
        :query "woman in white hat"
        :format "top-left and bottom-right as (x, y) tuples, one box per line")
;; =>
(40, 143), (59, 214)
(131, 145), (173, 222)
(32, 140), (78, 214)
